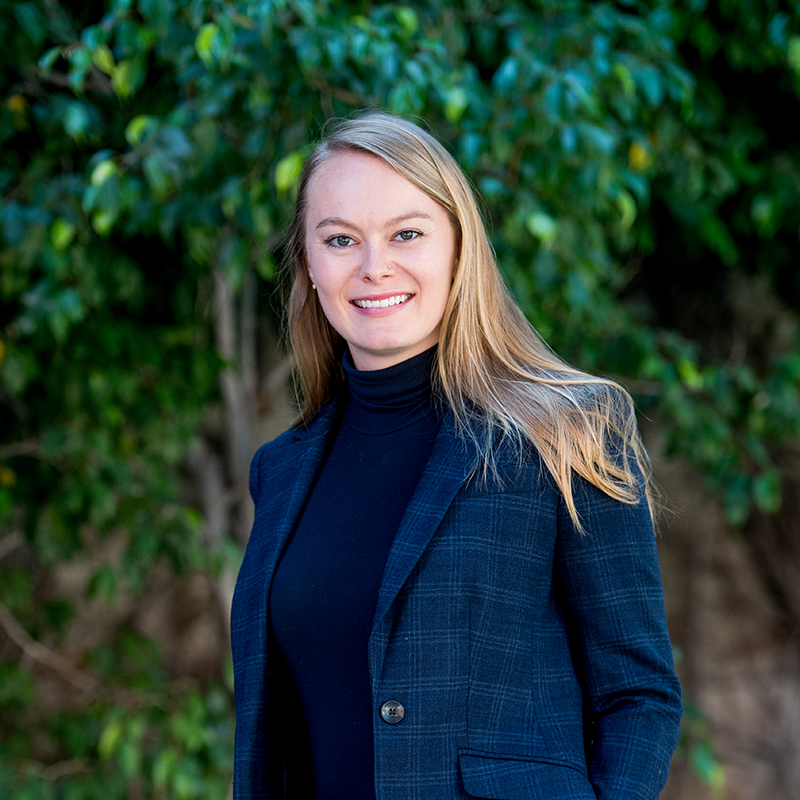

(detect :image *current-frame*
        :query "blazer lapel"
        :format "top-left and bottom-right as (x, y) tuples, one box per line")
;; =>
(371, 412), (476, 639)
(243, 403), (474, 680)
(245, 400), (342, 615)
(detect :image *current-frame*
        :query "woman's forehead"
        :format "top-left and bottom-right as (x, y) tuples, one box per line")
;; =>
(308, 151), (406, 192)
(304, 151), (447, 227)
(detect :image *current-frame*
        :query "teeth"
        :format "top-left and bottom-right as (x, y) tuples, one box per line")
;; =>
(354, 294), (410, 309)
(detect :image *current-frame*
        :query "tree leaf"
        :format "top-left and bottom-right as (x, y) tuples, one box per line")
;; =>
(93, 44), (115, 75)
(196, 23), (219, 66)
(91, 160), (118, 186)
(444, 86), (469, 123)
(752, 470), (782, 514)
(788, 36), (800, 73)
(125, 114), (156, 147)
(51, 219), (76, 250)
(274, 152), (304, 195)
(526, 212), (557, 248)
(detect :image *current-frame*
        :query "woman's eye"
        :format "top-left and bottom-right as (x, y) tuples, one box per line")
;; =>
(327, 235), (354, 248)
(395, 230), (421, 242)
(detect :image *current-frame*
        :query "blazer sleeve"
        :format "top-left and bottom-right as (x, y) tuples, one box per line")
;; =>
(554, 467), (682, 800)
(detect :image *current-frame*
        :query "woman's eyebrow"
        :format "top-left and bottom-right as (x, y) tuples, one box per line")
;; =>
(385, 211), (434, 227)
(315, 216), (352, 230)
(314, 211), (434, 230)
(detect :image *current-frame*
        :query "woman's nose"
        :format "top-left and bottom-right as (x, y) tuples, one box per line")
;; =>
(359, 243), (393, 281)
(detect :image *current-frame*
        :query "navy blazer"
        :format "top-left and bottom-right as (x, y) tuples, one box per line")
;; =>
(231, 398), (682, 800)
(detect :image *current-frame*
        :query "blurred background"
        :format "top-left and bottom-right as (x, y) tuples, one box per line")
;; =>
(2, 0), (800, 797)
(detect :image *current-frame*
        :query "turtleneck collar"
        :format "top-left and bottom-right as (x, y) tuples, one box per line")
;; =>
(341, 347), (438, 435)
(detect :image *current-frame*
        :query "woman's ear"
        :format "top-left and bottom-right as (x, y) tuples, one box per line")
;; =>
(305, 257), (315, 289)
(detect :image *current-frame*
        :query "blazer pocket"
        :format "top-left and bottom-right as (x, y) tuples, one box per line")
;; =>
(458, 751), (596, 800)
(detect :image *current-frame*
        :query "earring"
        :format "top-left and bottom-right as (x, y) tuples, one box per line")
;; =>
(311, 283), (316, 290)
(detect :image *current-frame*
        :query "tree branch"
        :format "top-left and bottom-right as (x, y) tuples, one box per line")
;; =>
(309, 76), (364, 106)
(0, 439), (41, 458)
(213, 268), (252, 484)
(263, 354), (295, 398)
(187, 439), (228, 552)
(41, 758), (92, 781)
(0, 603), (96, 693)
(241, 269), (258, 410)
(0, 530), (23, 561)
(36, 66), (115, 97)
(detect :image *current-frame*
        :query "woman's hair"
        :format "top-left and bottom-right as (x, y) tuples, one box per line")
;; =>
(285, 111), (652, 529)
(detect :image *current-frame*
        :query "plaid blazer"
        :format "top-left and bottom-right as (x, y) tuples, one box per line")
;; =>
(231, 399), (682, 800)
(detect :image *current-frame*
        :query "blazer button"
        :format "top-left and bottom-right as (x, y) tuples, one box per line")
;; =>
(380, 700), (405, 724)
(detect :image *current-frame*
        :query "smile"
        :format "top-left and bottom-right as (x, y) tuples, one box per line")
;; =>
(352, 294), (411, 309)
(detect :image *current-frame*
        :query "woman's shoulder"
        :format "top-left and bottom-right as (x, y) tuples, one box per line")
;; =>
(255, 424), (303, 456)
(248, 398), (341, 497)
(247, 428), (297, 502)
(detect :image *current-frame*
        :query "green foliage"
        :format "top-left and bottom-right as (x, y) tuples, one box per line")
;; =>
(0, 680), (233, 800)
(2, 0), (800, 794)
(678, 700), (726, 794)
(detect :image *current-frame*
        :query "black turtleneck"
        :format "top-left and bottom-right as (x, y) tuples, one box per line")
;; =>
(269, 347), (441, 800)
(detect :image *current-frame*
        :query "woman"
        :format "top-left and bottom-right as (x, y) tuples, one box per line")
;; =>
(231, 112), (682, 800)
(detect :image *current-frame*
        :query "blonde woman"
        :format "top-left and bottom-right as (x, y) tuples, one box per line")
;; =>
(231, 112), (682, 800)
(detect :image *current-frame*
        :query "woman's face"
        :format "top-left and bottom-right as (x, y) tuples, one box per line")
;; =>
(304, 151), (457, 371)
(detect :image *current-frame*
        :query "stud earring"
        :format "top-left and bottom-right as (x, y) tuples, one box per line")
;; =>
(311, 283), (316, 290)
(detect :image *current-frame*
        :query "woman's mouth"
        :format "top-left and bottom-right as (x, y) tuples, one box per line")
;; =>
(352, 294), (412, 309)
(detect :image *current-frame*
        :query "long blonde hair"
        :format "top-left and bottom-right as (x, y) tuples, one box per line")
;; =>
(285, 112), (651, 529)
